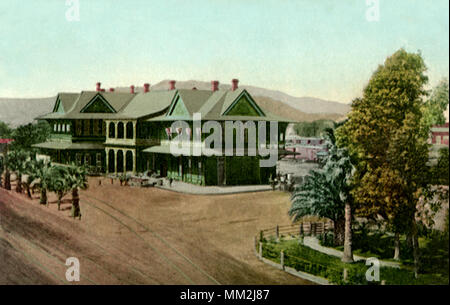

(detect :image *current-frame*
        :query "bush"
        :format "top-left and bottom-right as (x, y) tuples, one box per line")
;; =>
(318, 231), (335, 247)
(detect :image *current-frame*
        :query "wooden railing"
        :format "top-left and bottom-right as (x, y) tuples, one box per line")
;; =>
(259, 221), (334, 240)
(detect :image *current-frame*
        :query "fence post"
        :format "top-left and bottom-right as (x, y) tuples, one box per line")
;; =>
(299, 223), (303, 236)
(276, 225), (279, 241)
(312, 222), (316, 236)
(280, 251), (285, 270)
(343, 268), (348, 283)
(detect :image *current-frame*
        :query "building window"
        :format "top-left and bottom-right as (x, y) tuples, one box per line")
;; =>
(98, 120), (103, 136)
(54, 124), (57, 132)
(90, 119), (94, 136)
(76, 121), (82, 136)
(82, 120), (89, 135)
(96, 153), (102, 167)
(109, 122), (115, 138)
(126, 151), (133, 171)
(126, 122), (133, 139)
(67, 124), (70, 132)
(76, 153), (82, 165)
(117, 122), (124, 139)
(84, 154), (91, 166)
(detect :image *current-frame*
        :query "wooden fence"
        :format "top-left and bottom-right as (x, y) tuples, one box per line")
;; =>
(259, 221), (334, 240)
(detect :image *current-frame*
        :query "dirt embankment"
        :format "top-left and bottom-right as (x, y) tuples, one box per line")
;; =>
(0, 178), (312, 285)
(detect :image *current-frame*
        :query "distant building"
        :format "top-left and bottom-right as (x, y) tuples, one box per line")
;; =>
(284, 136), (328, 161)
(430, 123), (449, 146)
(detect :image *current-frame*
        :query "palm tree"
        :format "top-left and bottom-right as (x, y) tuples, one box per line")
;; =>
(1, 153), (11, 190)
(33, 159), (53, 205)
(66, 163), (88, 219)
(289, 129), (355, 262)
(48, 166), (70, 210)
(7, 150), (29, 193)
(22, 157), (38, 199)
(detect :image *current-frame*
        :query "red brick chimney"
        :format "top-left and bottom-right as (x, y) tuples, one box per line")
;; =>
(109, 88), (115, 92)
(169, 80), (176, 90)
(231, 79), (239, 91)
(130, 85), (135, 94)
(96, 82), (101, 92)
(211, 80), (219, 92)
(144, 83), (150, 93)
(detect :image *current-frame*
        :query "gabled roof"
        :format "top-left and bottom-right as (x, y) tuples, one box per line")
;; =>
(36, 87), (295, 123)
(120, 90), (176, 118)
(38, 91), (135, 120)
(52, 93), (79, 113)
(147, 88), (294, 122)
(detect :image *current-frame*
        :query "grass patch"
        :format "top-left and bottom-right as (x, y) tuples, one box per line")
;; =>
(260, 239), (448, 285)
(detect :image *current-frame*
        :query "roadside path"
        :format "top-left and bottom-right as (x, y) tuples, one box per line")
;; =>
(303, 236), (401, 268)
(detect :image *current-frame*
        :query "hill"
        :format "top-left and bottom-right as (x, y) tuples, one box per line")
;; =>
(0, 80), (349, 127)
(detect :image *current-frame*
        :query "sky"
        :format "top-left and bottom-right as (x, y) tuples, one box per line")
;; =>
(0, 0), (448, 103)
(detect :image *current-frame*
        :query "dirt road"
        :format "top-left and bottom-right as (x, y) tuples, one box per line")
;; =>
(0, 177), (312, 285)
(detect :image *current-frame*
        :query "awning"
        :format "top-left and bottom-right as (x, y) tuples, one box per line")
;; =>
(143, 144), (296, 159)
(142, 144), (204, 156)
(32, 141), (104, 150)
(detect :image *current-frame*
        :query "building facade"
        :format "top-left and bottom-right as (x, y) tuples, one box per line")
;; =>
(35, 80), (293, 185)
(284, 136), (328, 161)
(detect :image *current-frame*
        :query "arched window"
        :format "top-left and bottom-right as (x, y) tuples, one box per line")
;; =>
(117, 122), (124, 139)
(117, 150), (124, 172)
(126, 151), (133, 171)
(108, 150), (115, 173)
(126, 122), (134, 139)
(109, 122), (115, 138)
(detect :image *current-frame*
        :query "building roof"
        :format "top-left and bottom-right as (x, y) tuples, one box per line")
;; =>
(32, 141), (104, 150)
(37, 87), (295, 123)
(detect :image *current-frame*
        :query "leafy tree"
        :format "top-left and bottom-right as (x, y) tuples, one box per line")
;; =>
(294, 120), (335, 137)
(0, 121), (12, 138)
(432, 147), (449, 185)
(336, 49), (430, 273)
(289, 129), (355, 262)
(66, 163), (88, 219)
(422, 79), (449, 126)
(10, 121), (50, 151)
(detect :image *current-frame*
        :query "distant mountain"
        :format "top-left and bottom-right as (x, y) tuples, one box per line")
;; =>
(0, 80), (349, 127)
(118, 80), (351, 115)
(0, 97), (55, 127)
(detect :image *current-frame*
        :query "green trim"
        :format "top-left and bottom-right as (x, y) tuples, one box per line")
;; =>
(166, 94), (190, 119)
(80, 94), (116, 113)
(53, 96), (64, 113)
(223, 90), (265, 117)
